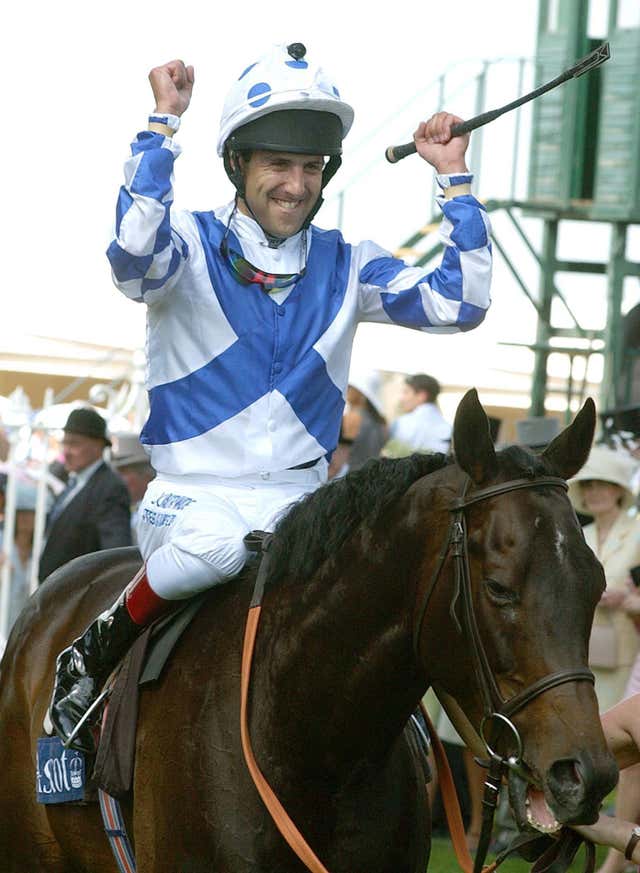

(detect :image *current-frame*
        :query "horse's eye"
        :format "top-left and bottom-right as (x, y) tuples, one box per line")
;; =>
(484, 578), (515, 605)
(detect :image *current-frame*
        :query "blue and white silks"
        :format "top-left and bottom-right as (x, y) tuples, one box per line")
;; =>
(107, 131), (492, 479)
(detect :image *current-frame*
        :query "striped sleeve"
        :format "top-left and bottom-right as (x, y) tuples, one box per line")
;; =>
(356, 194), (492, 333)
(106, 132), (189, 303)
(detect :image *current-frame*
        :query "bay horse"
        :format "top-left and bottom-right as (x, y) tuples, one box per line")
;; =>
(0, 389), (617, 872)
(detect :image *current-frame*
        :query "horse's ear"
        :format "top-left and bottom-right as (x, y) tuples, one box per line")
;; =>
(453, 389), (497, 484)
(541, 398), (596, 480)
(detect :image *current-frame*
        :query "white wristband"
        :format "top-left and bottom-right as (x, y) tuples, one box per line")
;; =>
(148, 112), (181, 132)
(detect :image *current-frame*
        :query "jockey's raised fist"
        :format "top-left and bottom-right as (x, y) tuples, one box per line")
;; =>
(149, 60), (195, 117)
(413, 111), (469, 175)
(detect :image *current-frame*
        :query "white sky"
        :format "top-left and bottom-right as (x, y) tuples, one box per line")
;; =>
(6, 0), (637, 409)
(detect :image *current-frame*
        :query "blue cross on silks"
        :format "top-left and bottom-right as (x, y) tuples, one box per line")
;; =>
(141, 216), (352, 454)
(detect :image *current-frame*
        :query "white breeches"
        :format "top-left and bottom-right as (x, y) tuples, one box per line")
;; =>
(137, 468), (324, 600)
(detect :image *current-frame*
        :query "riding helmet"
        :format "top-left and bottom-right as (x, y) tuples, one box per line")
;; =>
(218, 43), (354, 200)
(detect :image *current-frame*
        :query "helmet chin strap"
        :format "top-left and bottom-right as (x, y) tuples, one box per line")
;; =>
(234, 193), (286, 249)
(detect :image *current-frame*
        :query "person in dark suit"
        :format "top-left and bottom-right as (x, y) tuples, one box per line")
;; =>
(38, 408), (132, 583)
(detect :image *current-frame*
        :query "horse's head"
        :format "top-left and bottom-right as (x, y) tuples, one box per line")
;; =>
(417, 389), (617, 833)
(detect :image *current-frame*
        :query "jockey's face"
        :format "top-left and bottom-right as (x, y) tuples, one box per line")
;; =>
(61, 433), (105, 474)
(238, 150), (324, 237)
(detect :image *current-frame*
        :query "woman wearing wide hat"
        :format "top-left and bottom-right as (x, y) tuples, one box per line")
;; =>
(342, 370), (388, 473)
(568, 444), (640, 713)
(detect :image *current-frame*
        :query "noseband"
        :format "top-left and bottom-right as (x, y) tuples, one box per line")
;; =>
(413, 475), (595, 873)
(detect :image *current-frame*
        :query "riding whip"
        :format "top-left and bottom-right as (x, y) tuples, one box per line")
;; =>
(385, 41), (611, 164)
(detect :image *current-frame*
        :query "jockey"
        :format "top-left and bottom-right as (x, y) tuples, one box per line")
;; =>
(49, 42), (493, 752)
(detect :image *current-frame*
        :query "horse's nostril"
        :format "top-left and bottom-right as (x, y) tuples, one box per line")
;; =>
(549, 758), (582, 791)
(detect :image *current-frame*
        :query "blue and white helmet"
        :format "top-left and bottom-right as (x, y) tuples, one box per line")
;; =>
(217, 43), (354, 158)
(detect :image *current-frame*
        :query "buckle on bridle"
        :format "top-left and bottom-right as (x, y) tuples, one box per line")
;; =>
(450, 518), (465, 557)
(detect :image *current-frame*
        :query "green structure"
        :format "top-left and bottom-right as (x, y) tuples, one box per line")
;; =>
(397, 0), (640, 416)
(525, 0), (640, 414)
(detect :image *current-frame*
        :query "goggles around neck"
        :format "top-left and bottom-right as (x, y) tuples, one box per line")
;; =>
(219, 212), (307, 293)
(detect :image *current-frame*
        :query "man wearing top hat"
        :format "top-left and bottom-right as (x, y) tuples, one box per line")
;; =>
(38, 408), (132, 583)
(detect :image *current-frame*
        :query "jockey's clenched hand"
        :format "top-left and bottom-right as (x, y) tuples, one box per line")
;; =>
(414, 112), (469, 175)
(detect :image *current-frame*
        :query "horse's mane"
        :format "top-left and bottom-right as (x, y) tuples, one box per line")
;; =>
(267, 453), (449, 586)
(265, 443), (559, 588)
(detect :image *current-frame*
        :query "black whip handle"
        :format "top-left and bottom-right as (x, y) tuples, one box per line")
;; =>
(385, 41), (610, 164)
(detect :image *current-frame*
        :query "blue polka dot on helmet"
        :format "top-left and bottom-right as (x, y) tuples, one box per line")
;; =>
(217, 43), (354, 158)
(247, 82), (271, 107)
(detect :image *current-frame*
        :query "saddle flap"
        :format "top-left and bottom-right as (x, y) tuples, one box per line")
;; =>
(140, 593), (207, 684)
(92, 629), (151, 799)
(92, 593), (207, 798)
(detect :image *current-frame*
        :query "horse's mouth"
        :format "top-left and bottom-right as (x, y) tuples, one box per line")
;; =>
(525, 786), (561, 833)
(509, 772), (562, 835)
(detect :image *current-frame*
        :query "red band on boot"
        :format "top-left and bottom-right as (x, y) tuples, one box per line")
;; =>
(125, 568), (174, 626)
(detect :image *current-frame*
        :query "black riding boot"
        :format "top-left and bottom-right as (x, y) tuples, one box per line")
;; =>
(49, 595), (141, 753)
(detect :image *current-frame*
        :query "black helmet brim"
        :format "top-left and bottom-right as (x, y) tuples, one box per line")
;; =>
(227, 108), (343, 156)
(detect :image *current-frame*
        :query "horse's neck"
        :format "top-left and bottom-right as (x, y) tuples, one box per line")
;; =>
(254, 536), (426, 779)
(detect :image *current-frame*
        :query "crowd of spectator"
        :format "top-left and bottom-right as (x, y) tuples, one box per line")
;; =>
(0, 478), (38, 630)
(566, 441), (640, 873)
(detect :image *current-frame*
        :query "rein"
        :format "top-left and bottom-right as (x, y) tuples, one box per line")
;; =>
(240, 535), (331, 873)
(239, 476), (595, 873)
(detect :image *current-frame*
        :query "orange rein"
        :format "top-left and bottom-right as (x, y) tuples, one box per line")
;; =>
(240, 603), (330, 872)
(240, 599), (497, 873)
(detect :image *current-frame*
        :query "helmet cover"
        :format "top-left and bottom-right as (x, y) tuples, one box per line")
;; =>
(217, 43), (354, 157)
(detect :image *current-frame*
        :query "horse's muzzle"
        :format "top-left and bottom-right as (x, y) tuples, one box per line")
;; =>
(509, 750), (617, 832)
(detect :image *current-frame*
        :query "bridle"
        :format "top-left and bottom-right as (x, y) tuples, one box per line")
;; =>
(413, 475), (595, 873)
